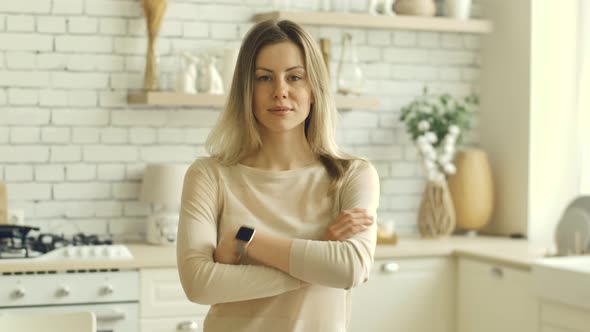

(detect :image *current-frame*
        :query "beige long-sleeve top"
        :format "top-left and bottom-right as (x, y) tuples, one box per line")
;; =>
(176, 157), (380, 332)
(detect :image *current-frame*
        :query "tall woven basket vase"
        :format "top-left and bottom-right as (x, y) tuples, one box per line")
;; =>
(417, 180), (456, 237)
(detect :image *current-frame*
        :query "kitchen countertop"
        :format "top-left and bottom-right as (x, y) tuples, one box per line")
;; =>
(375, 235), (548, 270)
(0, 235), (549, 274)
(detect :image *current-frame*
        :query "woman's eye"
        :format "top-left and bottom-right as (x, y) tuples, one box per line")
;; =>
(256, 75), (271, 81)
(289, 75), (302, 81)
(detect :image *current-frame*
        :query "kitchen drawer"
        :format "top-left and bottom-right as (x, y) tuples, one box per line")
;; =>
(140, 268), (209, 318)
(0, 271), (138, 307)
(540, 300), (590, 332)
(141, 315), (205, 332)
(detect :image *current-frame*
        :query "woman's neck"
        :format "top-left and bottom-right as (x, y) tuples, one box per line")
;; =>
(242, 130), (318, 171)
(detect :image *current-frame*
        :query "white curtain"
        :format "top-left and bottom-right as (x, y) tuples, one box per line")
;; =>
(578, 0), (590, 194)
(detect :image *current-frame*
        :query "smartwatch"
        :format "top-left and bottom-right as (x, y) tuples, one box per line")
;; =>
(235, 226), (256, 261)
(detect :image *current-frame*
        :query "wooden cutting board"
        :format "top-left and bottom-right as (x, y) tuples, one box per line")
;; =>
(0, 181), (7, 224)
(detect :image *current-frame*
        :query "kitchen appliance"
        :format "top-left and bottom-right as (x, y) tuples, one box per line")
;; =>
(140, 163), (188, 245)
(556, 196), (590, 255)
(0, 229), (139, 332)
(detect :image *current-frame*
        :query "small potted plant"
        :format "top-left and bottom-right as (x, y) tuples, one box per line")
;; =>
(399, 87), (478, 237)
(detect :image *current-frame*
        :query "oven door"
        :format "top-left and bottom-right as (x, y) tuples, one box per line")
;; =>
(0, 302), (138, 332)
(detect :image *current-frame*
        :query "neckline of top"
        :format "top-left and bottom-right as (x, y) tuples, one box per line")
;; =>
(235, 161), (324, 177)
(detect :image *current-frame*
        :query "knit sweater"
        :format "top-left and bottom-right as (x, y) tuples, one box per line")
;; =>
(176, 157), (380, 332)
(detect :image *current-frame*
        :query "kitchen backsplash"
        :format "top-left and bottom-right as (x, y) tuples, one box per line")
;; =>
(0, 0), (483, 241)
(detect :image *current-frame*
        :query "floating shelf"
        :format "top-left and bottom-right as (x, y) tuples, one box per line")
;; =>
(127, 92), (225, 107)
(127, 91), (380, 110)
(254, 11), (493, 34)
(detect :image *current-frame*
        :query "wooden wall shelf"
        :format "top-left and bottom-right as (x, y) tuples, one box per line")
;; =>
(128, 92), (225, 107)
(127, 91), (380, 110)
(254, 11), (493, 34)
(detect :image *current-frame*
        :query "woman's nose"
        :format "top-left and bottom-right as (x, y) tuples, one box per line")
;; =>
(273, 81), (287, 99)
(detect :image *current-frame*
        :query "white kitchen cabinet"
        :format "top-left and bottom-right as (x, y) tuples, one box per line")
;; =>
(456, 257), (537, 332)
(350, 257), (455, 332)
(140, 268), (209, 332)
(539, 300), (590, 332)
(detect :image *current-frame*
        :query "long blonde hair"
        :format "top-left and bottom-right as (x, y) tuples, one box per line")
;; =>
(206, 20), (362, 192)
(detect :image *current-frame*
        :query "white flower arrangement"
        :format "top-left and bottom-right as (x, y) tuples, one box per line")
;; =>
(399, 87), (479, 183)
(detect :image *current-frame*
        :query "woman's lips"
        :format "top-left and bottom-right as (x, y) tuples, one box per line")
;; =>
(268, 106), (292, 115)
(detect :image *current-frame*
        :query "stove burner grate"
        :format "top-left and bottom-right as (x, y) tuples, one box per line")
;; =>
(0, 230), (113, 259)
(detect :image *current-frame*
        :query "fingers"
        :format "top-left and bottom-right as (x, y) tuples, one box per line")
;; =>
(333, 210), (374, 230)
(330, 216), (371, 235)
(324, 209), (375, 241)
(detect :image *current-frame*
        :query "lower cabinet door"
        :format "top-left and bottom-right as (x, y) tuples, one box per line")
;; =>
(457, 258), (537, 332)
(141, 316), (205, 332)
(349, 258), (455, 332)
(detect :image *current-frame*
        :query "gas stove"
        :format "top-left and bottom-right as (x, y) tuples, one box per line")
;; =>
(0, 225), (139, 331)
(0, 225), (132, 261)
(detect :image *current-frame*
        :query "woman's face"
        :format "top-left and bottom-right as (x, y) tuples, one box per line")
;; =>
(252, 41), (314, 136)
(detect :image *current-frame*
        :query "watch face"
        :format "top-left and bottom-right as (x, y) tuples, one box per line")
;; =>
(235, 226), (255, 241)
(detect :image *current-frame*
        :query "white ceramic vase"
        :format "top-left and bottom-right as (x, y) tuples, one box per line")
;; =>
(446, 0), (472, 20)
(176, 53), (198, 94)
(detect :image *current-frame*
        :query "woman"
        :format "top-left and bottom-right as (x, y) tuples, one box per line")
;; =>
(176, 20), (380, 332)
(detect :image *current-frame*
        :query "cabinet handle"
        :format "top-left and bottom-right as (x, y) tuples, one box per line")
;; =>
(489, 266), (504, 279)
(12, 287), (26, 299)
(381, 262), (399, 274)
(95, 309), (126, 321)
(177, 320), (199, 331)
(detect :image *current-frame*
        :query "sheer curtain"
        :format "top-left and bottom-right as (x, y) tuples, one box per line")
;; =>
(578, 0), (589, 194)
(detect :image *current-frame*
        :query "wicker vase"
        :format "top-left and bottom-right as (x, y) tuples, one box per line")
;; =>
(417, 180), (456, 238)
(447, 148), (494, 233)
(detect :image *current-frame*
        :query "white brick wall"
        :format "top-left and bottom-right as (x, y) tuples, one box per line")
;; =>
(0, 71), (50, 87)
(97, 164), (126, 181)
(0, 34), (53, 51)
(52, 0), (83, 15)
(37, 16), (67, 33)
(0, 0), (483, 238)
(53, 182), (110, 200)
(8, 89), (38, 105)
(8, 183), (52, 200)
(7, 15), (35, 32)
(66, 164), (96, 181)
(100, 18), (127, 35)
(11, 127), (40, 143)
(5, 165), (33, 181)
(6, 52), (35, 69)
(52, 109), (109, 126)
(68, 17), (98, 34)
(35, 165), (65, 181)
(51, 146), (81, 162)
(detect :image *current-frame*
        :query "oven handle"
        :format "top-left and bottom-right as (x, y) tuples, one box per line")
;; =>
(94, 309), (126, 322)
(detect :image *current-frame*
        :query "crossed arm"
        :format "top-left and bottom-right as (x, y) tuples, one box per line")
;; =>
(176, 159), (380, 305)
(214, 208), (375, 285)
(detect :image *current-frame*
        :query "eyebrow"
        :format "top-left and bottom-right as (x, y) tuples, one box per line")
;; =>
(255, 66), (305, 72)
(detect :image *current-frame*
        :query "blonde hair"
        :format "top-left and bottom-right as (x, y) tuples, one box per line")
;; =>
(206, 20), (363, 192)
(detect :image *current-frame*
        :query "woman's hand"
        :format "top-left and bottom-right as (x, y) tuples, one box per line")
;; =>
(321, 208), (374, 241)
(214, 230), (240, 265)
